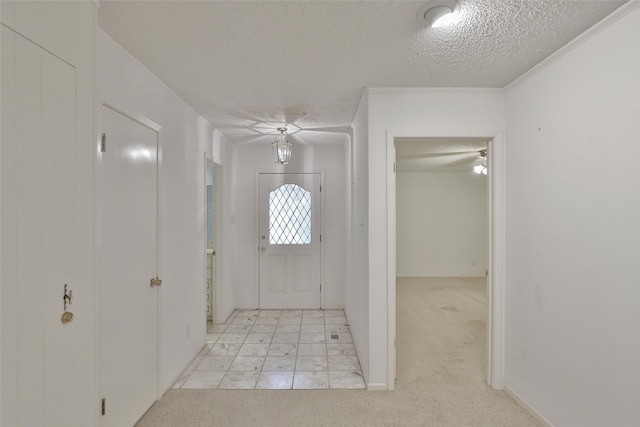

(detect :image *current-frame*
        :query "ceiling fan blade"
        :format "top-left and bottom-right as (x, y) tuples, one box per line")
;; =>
(447, 156), (484, 167)
(397, 151), (481, 160)
(302, 125), (351, 134)
(229, 134), (271, 145)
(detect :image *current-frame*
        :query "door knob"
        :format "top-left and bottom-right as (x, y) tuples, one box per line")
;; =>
(150, 276), (162, 287)
(261, 246), (266, 252)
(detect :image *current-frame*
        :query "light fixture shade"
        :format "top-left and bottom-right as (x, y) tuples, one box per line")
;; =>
(272, 127), (292, 165)
(417, 1), (460, 28)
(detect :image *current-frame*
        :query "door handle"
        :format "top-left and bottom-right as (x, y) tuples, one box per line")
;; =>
(260, 246), (266, 252)
(150, 276), (162, 287)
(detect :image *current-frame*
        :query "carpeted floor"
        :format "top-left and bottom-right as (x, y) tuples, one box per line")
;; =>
(135, 277), (540, 427)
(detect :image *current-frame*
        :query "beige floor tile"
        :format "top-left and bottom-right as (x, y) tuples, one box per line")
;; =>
(262, 356), (297, 371)
(210, 343), (241, 356)
(296, 356), (328, 371)
(300, 333), (326, 343)
(182, 371), (226, 389)
(297, 343), (327, 356)
(328, 371), (366, 389)
(267, 343), (297, 357)
(271, 333), (299, 344)
(238, 343), (270, 356)
(292, 371), (329, 389)
(256, 371), (294, 389)
(218, 371), (259, 389)
(230, 356), (265, 371)
(197, 356), (235, 371)
(327, 343), (357, 356)
(328, 356), (360, 371)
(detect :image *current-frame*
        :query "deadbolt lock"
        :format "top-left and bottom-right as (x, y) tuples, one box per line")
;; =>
(150, 276), (163, 287)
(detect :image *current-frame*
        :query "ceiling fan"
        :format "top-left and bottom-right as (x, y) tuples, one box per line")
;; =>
(207, 109), (350, 147)
(397, 148), (487, 170)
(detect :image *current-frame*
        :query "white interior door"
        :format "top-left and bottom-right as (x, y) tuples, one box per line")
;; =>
(97, 105), (159, 427)
(2, 26), (93, 426)
(259, 173), (321, 309)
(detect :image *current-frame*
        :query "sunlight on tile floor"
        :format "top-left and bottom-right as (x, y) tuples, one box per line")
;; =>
(172, 309), (365, 390)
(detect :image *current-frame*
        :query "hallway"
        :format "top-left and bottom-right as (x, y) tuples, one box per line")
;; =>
(172, 309), (365, 390)
(136, 278), (540, 426)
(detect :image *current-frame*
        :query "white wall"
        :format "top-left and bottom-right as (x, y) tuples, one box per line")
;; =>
(397, 170), (487, 277)
(230, 142), (348, 310)
(214, 129), (235, 323)
(97, 30), (226, 392)
(366, 88), (505, 388)
(504, 5), (640, 426)
(347, 91), (370, 381)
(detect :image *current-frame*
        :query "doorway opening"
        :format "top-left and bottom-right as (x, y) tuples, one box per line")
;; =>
(387, 131), (505, 391)
(394, 137), (489, 390)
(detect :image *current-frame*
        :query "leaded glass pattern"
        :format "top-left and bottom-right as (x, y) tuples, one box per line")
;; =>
(269, 184), (312, 244)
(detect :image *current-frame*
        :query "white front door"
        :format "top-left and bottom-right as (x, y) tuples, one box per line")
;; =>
(97, 105), (159, 427)
(259, 173), (321, 309)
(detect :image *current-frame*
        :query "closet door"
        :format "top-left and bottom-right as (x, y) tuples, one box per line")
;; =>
(97, 104), (159, 427)
(1, 26), (86, 426)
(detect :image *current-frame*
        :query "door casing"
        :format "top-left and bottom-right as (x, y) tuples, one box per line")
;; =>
(386, 129), (505, 391)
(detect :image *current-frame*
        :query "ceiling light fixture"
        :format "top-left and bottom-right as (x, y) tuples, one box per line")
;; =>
(474, 150), (488, 175)
(417, 1), (460, 29)
(473, 164), (487, 175)
(272, 127), (292, 165)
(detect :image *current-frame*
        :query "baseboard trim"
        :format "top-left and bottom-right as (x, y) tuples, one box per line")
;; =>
(367, 382), (388, 391)
(504, 384), (554, 427)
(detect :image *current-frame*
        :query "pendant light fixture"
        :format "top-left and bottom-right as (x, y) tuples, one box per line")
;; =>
(272, 127), (292, 165)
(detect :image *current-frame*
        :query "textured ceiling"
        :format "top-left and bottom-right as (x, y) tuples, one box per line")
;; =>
(98, 0), (626, 147)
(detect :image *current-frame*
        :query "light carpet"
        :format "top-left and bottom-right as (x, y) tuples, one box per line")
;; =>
(136, 277), (540, 427)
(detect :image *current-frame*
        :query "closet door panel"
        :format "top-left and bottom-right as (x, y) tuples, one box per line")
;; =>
(14, 34), (45, 427)
(41, 51), (81, 425)
(0, 25), (19, 427)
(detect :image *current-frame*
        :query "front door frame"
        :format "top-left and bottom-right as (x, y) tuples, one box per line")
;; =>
(254, 170), (326, 309)
(387, 129), (505, 390)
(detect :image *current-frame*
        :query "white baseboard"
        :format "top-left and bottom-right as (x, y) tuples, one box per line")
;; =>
(367, 382), (389, 391)
(504, 384), (554, 427)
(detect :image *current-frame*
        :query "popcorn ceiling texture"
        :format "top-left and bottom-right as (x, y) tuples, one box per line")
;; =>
(98, 0), (625, 144)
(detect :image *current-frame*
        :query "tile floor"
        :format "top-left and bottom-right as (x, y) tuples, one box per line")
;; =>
(172, 309), (365, 390)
